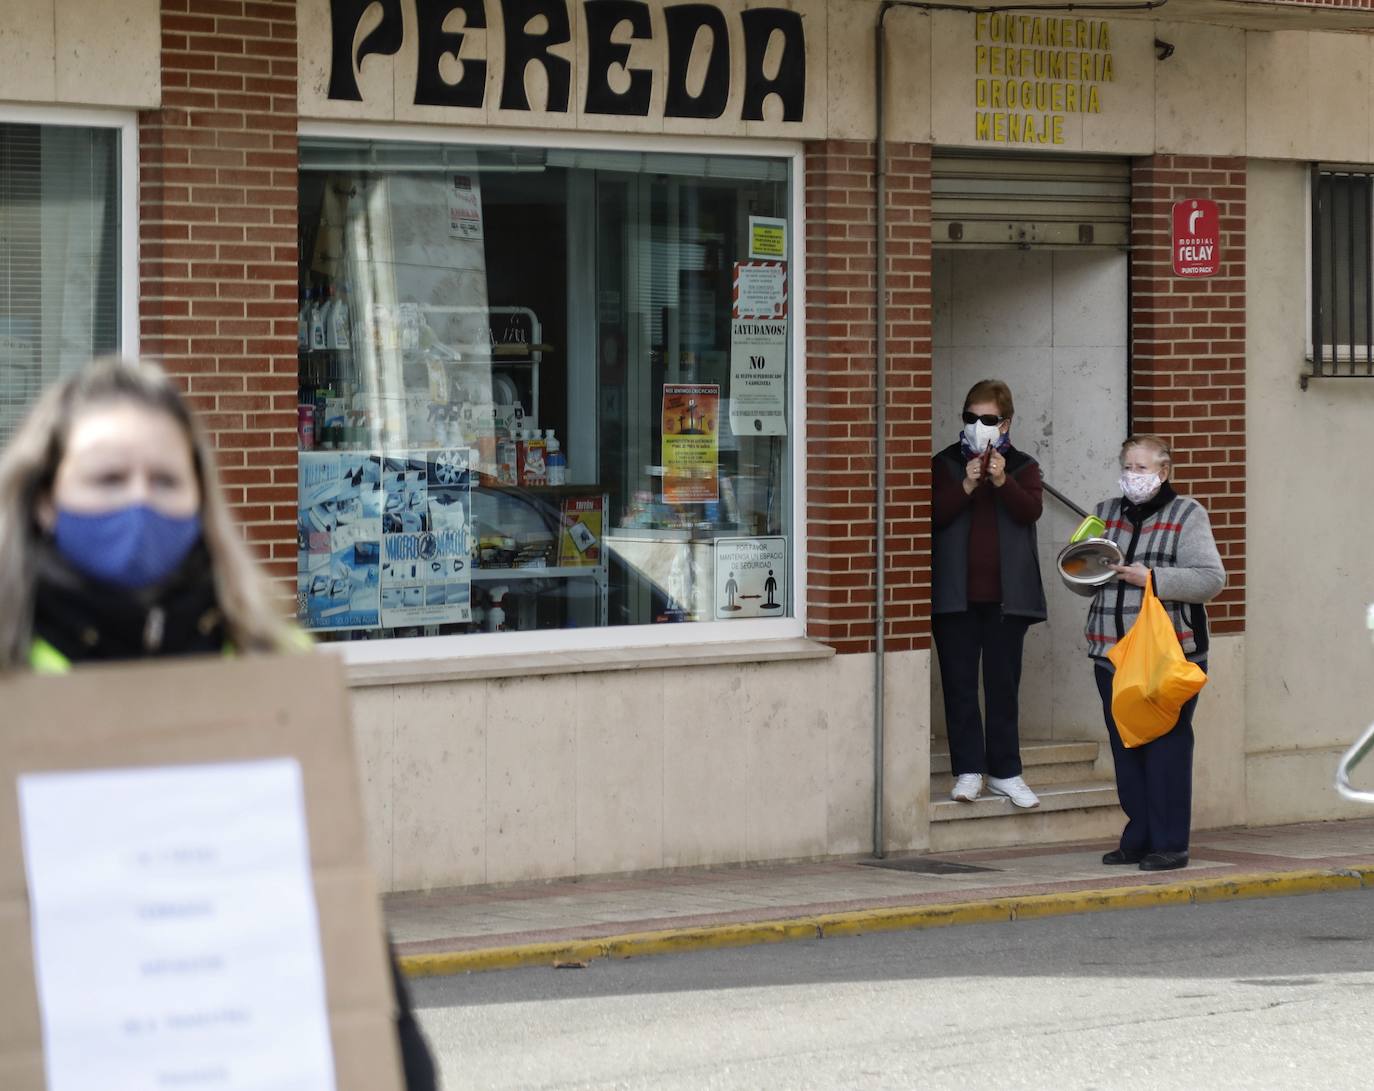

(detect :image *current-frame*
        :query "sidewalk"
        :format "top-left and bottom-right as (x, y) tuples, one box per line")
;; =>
(386, 818), (1374, 977)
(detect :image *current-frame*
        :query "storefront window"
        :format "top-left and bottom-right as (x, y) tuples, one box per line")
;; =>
(297, 138), (794, 639)
(0, 122), (121, 443)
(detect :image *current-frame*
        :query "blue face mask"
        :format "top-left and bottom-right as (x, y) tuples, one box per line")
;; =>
(53, 505), (202, 591)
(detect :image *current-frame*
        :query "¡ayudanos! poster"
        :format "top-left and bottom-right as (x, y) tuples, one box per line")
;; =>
(297, 452), (382, 630)
(661, 383), (719, 504)
(380, 449), (473, 627)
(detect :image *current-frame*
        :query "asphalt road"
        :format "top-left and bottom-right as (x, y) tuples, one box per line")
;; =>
(412, 889), (1374, 1090)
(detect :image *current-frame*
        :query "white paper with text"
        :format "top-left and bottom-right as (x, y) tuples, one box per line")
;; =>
(18, 758), (335, 1091)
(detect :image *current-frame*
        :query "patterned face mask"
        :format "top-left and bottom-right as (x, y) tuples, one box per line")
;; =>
(1119, 470), (1162, 505)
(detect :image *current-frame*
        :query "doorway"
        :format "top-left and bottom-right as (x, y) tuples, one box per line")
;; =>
(930, 245), (1129, 740)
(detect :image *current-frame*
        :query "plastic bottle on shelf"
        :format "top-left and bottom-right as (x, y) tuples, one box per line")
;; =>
(522, 429), (547, 487)
(298, 286), (311, 352)
(325, 284), (351, 351)
(546, 431), (567, 486)
(309, 286), (328, 351)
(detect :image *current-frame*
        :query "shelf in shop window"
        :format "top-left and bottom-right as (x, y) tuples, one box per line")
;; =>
(474, 484), (605, 498)
(470, 566), (602, 581)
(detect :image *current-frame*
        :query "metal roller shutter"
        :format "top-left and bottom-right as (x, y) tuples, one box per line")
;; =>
(932, 151), (1130, 248)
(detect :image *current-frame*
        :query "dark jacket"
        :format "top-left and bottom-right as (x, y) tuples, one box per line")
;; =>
(931, 442), (1048, 622)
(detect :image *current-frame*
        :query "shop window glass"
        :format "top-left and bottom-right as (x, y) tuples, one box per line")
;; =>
(297, 138), (794, 639)
(0, 123), (121, 443)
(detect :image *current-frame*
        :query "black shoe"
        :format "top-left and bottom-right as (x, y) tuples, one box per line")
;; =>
(1139, 851), (1189, 871)
(1102, 849), (1145, 865)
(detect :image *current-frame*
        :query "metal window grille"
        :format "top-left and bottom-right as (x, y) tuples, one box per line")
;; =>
(1311, 166), (1374, 376)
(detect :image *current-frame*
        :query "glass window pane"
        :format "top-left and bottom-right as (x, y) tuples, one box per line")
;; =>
(296, 138), (793, 640)
(0, 123), (120, 443)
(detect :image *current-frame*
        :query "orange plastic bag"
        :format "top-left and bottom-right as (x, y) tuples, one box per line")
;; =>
(1105, 572), (1207, 748)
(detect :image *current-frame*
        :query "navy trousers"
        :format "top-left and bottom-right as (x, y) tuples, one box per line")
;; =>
(933, 604), (1029, 779)
(1095, 659), (1204, 856)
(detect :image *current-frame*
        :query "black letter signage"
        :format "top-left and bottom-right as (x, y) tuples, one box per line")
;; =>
(584, 0), (653, 116)
(414, 0), (488, 107)
(500, 0), (573, 112)
(328, 0), (406, 102)
(663, 4), (729, 119)
(741, 8), (804, 123)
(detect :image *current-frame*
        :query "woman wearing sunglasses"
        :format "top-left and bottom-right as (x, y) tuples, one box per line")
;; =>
(931, 379), (1047, 808)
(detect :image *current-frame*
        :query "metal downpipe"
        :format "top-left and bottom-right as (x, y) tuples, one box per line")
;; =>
(872, 4), (891, 859)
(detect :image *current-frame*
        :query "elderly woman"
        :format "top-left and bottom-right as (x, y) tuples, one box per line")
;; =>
(932, 379), (1046, 809)
(1088, 435), (1225, 872)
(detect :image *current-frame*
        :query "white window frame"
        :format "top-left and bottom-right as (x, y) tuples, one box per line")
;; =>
(0, 104), (140, 361)
(298, 121), (808, 666)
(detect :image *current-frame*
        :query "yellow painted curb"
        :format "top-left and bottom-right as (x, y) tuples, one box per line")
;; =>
(397, 865), (1374, 979)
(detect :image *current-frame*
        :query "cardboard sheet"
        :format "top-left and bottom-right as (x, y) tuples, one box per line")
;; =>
(0, 653), (402, 1091)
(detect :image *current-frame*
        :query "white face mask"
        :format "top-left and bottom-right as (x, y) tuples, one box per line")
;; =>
(963, 421), (1001, 453)
(1119, 470), (1162, 504)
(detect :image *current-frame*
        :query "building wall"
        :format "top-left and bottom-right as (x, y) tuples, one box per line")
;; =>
(140, 0), (301, 585)
(0, 0), (160, 109)
(1245, 159), (1374, 825)
(806, 140), (933, 655)
(351, 649), (929, 891)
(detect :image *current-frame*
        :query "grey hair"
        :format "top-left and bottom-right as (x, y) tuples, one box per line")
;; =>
(1120, 434), (1173, 474)
(0, 356), (295, 670)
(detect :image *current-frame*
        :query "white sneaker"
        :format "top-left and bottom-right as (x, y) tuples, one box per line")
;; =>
(987, 775), (1040, 809)
(950, 773), (983, 802)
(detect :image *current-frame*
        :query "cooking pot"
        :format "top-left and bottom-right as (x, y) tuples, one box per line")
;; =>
(1056, 537), (1123, 597)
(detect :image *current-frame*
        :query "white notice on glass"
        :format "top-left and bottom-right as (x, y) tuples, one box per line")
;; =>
(18, 759), (336, 1091)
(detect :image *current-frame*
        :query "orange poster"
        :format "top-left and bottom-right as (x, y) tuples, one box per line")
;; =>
(661, 383), (719, 504)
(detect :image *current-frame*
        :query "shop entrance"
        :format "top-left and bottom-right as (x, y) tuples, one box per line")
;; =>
(930, 152), (1130, 740)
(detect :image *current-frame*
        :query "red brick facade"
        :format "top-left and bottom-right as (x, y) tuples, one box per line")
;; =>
(140, 0), (300, 583)
(1130, 155), (1246, 634)
(805, 141), (933, 655)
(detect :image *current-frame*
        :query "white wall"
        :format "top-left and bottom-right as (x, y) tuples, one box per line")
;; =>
(931, 249), (1127, 743)
(349, 649), (929, 892)
(1245, 160), (1374, 824)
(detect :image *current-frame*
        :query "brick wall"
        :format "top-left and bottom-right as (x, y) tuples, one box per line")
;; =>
(1130, 155), (1245, 634)
(140, 0), (299, 583)
(805, 140), (933, 655)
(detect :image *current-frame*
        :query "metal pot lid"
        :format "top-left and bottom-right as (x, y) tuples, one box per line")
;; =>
(1056, 537), (1123, 596)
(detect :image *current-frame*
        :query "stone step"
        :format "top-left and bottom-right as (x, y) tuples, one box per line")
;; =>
(928, 780), (1121, 853)
(931, 760), (1099, 794)
(930, 738), (1099, 776)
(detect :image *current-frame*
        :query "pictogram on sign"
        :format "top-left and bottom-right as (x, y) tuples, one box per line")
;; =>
(1172, 199), (1220, 278)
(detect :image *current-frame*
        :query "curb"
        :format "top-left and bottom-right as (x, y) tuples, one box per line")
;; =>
(397, 864), (1374, 979)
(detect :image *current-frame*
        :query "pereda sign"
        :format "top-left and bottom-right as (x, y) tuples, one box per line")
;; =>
(1172, 199), (1220, 278)
(326, 0), (806, 122)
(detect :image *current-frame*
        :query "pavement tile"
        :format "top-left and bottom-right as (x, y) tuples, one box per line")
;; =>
(385, 818), (1374, 959)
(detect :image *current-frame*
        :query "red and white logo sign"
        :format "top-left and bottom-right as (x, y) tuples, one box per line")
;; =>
(1172, 199), (1220, 278)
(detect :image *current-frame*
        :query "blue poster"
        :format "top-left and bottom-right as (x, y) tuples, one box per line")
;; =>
(380, 449), (472, 627)
(297, 452), (382, 630)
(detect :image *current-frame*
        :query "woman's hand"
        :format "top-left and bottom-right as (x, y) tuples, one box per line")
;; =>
(1110, 563), (1150, 588)
(987, 449), (1007, 487)
(963, 457), (984, 494)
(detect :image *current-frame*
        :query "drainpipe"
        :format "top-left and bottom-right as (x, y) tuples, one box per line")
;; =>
(873, 2), (893, 859)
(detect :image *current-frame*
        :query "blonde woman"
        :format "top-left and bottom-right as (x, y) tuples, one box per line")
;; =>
(1088, 435), (1225, 873)
(0, 356), (294, 670)
(0, 357), (437, 1088)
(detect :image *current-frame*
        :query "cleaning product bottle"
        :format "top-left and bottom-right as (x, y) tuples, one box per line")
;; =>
(496, 421), (517, 486)
(309, 286), (328, 351)
(522, 429), (547, 486)
(546, 430), (567, 486)
(326, 283), (351, 351)
(298, 286), (311, 351)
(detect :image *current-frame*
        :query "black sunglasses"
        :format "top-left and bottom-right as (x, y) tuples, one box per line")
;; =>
(962, 411), (1005, 426)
